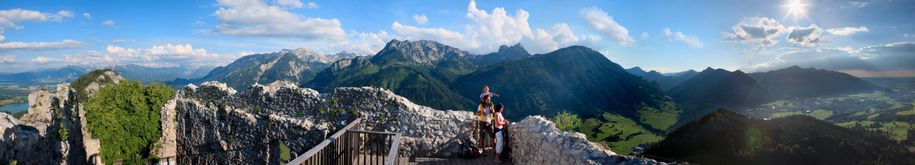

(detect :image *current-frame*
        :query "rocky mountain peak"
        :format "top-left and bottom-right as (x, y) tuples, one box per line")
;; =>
(496, 43), (530, 56)
(374, 39), (470, 66)
(627, 67), (647, 74)
(279, 48), (336, 64)
(542, 45), (603, 60)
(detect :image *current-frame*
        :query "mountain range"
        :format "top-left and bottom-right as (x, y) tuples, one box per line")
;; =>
(455, 46), (669, 120)
(2, 40), (884, 123)
(173, 40), (671, 121)
(645, 109), (914, 164)
(186, 48), (357, 90)
(112, 64), (213, 82)
(750, 65), (883, 98)
(0, 65), (213, 84)
(0, 65), (90, 84)
(626, 67), (697, 90)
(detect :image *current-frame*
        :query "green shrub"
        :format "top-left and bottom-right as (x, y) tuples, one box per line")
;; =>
(552, 111), (581, 132)
(349, 107), (359, 116)
(278, 141), (290, 163)
(58, 123), (68, 141)
(85, 81), (174, 164)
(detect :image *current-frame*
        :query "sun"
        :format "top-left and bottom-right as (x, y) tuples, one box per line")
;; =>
(782, 0), (810, 23)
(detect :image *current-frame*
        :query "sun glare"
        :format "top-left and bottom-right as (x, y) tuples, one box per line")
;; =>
(783, 0), (810, 23)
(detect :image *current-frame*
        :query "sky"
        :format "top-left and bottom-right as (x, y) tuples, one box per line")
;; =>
(0, 0), (913, 77)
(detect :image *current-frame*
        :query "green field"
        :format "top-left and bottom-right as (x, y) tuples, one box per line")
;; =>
(574, 113), (664, 154)
(637, 102), (680, 131)
(896, 102), (915, 116)
(771, 109), (833, 120)
(880, 122), (911, 142)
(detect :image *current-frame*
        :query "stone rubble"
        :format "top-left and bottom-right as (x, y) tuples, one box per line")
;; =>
(173, 81), (333, 165)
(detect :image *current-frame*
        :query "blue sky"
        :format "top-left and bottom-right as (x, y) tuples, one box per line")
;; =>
(0, 0), (913, 77)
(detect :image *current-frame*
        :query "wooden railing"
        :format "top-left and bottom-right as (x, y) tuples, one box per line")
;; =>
(287, 118), (402, 165)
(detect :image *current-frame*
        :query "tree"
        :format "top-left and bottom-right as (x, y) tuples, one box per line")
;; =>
(553, 111), (581, 132)
(85, 81), (174, 164)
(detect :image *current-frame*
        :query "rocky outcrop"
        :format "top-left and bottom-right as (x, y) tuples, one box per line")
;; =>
(0, 84), (72, 165)
(172, 81), (479, 164)
(0, 113), (47, 164)
(82, 71), (124, 98)
(152, 98), (179, 164)
(0, 70), (124, 165)
(175, 81), (334, 164)
(331, 87), (477, 157)
(510, 116), (665, 165)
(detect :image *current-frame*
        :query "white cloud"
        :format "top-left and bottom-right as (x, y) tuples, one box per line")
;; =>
(0, 55), (15, 63)
(305, 2), (319, 9)
(826, 26), (869, 36)
(277, 0), (305, 8)
(747, 42), (915, 76)
(640, 32), (650, 40)
(82, 13), (91, 19)
(0, 39), (83, 51)
(412, 14), (428, 24)
(391, 21), (465, 44)
(101, 20), (116, 27)
(382, 0), (599, 54)
(56, 11), (74, 18)
(523, 23), (599, 53)
(334, 30), (392, 55)
(662, 28), (703, 48)
(723, 17), (786, 47)
(31, 56), (49, 63)
(112, 39), (134, 43)
(0, 9), (75, 42)
(580, 7), (634, 45)
(208, 0), (344, 42)
(0, 9), (74, 26)
(786, 24), (823, 46)
(65, 44), (229, 68)
(849, 1), (871, 8)
(463, 0), (534, 50)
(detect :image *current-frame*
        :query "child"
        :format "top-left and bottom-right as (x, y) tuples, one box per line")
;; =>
(493, 103), (509, 162)
(480, 85), (499, 101)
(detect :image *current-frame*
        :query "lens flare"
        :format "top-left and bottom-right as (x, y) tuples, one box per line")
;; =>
(782, 0), (810, 23)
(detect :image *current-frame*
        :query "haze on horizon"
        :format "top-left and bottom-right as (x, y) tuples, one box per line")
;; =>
(0, 0), (913, 77)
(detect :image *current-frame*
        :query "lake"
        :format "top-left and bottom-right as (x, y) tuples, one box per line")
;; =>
(0, 102), (28, 113)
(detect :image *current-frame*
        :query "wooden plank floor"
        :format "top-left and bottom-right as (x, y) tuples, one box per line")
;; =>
(399, 148), (512, 165)
(353, 148), (513, 165)
(400, 156), (509, 165)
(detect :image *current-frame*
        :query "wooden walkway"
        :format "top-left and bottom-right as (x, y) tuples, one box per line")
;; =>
(353, 148), (512, 165)
(400, 156), (509, 165)
(398, 148), (512, 165)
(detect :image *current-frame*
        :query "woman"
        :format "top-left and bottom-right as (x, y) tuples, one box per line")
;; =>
(477, 95), (495, 155)
(493, 103), (509, 162)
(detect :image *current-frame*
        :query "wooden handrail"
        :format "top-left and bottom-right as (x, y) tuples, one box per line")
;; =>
(384, 133), (401, 165)
(347, 130), (399, 135)
(287, 118), (403, 165)
(288, 118), (362, 165)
